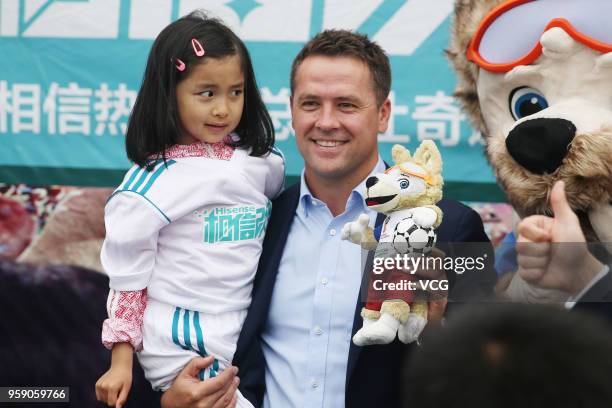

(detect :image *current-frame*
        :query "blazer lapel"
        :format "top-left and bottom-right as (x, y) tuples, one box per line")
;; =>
(234, 184), (300, 363)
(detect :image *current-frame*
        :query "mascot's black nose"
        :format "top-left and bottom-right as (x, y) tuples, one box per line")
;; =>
(366, 176), (378, 188)
(506, 118), (576, 175)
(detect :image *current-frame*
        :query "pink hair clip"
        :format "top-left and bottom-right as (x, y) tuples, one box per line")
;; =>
(191, 38), (205, 57)
(174, 58), (186, 71)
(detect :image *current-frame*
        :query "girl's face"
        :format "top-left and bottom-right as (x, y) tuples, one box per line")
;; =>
(175, 54), (244, 145)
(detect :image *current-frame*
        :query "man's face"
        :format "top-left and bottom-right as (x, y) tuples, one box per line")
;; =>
(291, 55), (390, 187)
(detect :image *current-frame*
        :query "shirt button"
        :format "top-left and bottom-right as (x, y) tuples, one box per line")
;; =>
(329, 229), (336, 236)
(321, 278), (328, 286)
(311, 380), (319, 389)
(314, 326), (323, 335)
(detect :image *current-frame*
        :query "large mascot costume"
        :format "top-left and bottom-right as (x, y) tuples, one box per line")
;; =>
(447, 0), (612, 296)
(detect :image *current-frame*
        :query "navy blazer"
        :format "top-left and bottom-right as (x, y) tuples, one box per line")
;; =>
(234, 182), (497, 407)
(575, 266), (612, 316)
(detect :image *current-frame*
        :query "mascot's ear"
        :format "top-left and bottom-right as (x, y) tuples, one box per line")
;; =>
(414, 140), (442, 175)
(391, 144), (411, 165)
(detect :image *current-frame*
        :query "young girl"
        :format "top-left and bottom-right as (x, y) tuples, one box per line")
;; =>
(95, 11), (283, 408)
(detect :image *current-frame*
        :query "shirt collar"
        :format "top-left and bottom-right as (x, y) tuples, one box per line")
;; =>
(297, 156), (386, 218)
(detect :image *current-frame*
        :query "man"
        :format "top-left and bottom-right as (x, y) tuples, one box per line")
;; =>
(161, 30), (496, 408)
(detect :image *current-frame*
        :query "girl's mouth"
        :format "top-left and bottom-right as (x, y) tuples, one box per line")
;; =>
(205, 123), (228, 132)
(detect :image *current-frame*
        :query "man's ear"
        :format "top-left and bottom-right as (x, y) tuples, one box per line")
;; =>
(290, 95), (294, 127)
(377, 98), (391, 133)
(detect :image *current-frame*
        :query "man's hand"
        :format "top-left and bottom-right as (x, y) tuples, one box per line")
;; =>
(161, 356), (239, 408)
(517, 181), (604, 296)
(414, 248), (448, 325)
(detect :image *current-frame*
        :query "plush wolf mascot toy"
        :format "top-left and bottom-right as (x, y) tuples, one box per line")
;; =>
(341, 141), (444, 345)
(447, 0), (612, 296)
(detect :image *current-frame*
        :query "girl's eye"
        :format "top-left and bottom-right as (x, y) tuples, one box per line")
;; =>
(199, 90), (213, 98)
(231, 89), (243, 97)
(509, 87), (548, 120)
(399, 179), (409, 189)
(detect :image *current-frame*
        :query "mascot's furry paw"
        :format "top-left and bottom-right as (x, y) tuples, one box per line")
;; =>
(398, 314), (427, 344)
(410, 207), (437, 228)
(341, 213), (371, 245)
(352, 313), (399, 346)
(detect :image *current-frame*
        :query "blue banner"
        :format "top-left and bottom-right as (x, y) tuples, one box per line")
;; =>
(0, 0), (499, 199)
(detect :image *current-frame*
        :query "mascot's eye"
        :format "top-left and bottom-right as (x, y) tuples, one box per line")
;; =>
(509, 87), (548, 120)
(399, 179), (410, 189)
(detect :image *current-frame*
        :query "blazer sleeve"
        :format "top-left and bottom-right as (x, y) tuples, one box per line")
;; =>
(574, 266), (612, 319)
(445, 207), (497, 303)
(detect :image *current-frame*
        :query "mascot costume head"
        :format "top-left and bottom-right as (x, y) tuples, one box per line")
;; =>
(447, 0), (612, 246)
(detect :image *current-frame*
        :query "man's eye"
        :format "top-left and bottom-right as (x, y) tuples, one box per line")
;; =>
(339, 103), (356, 109)
(302, 101), (318, 109)
(199, 90), (213, 97)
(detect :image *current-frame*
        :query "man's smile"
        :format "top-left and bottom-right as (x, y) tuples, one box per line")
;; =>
(314, 140), (347, 147)
(310, 137), (349, 149)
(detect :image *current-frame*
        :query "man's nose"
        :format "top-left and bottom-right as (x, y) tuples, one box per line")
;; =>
(315, 105), (340, 131)
(506, 118), (576, 175)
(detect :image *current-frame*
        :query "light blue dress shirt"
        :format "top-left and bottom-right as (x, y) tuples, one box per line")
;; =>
(262, 158), (386, 408)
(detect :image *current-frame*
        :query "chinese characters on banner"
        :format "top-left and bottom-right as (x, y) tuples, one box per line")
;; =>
(1, 81), (480, 146)
(0, 81), (135, 137)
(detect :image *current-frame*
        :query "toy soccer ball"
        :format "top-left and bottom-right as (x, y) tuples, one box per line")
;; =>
(392, 217), (436, 254)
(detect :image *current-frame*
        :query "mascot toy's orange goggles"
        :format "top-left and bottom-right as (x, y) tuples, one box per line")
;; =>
(467, 0), (612, 73)
(384, 165), (434, 186)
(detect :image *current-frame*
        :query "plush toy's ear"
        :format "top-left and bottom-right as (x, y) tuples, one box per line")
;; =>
(414, 140), (442, 175)
(391, 144), (411, 165)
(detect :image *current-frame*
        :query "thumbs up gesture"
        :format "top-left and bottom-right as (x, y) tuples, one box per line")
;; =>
(516, 181), (604, 297)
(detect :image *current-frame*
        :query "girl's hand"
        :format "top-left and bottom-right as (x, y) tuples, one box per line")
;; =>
(96, 342), (134, 408)
(96, 365), (132, 408)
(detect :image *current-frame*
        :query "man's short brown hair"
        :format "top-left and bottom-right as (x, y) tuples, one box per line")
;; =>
(290, 29), (391, 106)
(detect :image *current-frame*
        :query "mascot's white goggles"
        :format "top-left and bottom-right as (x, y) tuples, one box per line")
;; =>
(467, 0), (612, 72)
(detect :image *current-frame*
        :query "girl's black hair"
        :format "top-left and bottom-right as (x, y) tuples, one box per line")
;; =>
(126, 10), (274, 168)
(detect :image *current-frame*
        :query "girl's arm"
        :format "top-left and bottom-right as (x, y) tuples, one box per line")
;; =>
(97, 181), (168, 406)
(102, 289), (148, 351)
(96, 289), (147, 407)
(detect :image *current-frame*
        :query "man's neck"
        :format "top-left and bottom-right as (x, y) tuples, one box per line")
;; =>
(304, 161), (378, 217)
